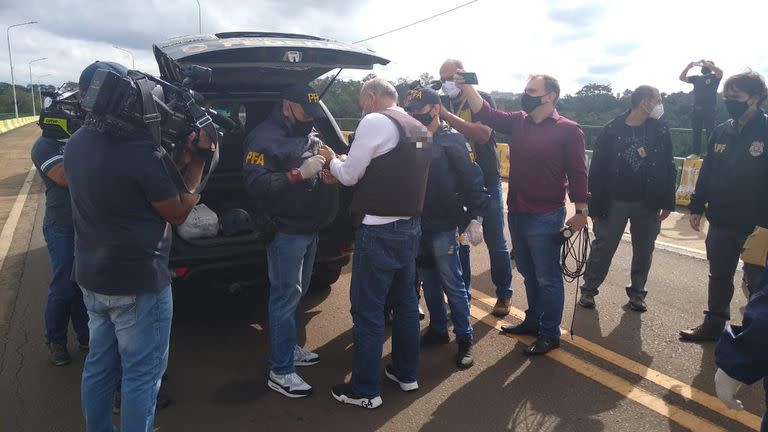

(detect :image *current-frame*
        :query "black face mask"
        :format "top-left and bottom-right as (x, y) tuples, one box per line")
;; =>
(289, 105), (314, 136)
(411, 112), (435, 127)
(293, 120), (314, 136)
(725, 99), (750, 121)
(521, 93), (545, 114)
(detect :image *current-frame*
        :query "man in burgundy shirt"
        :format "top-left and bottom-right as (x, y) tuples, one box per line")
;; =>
(455, 73), (589, 355)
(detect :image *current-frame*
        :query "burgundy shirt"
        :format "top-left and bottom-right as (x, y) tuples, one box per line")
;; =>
(476, 102), (589, 214)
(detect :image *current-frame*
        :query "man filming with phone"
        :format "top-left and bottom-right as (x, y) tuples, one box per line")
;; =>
(65, 61), (214, 432)
(455, 72), (589, 355)
(680, 60), (724, 156)
(438, 60), (514, 319)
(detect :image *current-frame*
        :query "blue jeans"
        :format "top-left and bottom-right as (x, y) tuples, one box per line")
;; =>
(81, 286), (172, 432)
(459, 178), (513, 300)
(42, 222), (88, 344)
(267, 232), (318, 375)
(350, 218), (421, 397)
(419, 229), (472, 341)
(508, 207), (566, 339)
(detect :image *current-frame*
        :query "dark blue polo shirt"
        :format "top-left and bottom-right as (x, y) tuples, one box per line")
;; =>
(30, 136), (72, 228)
(64, 127), (178, 295)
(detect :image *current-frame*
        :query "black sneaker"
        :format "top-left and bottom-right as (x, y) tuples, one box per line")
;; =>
(578, 292), (596, 309)
(628, 296), (647, 312)
(48, 342), (71, 366)
(456, 339), (474, 369)
(331, 383), (382, 409)
(421, 328), (450, 347)
(384, 364), (418, 392)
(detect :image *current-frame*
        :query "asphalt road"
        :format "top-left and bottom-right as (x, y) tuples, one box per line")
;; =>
(0, 125), (764, 432)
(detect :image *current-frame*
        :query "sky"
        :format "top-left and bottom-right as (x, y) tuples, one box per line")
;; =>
(1, 0), (767, 96)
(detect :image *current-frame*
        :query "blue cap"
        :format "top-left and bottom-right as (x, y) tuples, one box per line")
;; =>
(282, 84), (324, 118)
(78, 61), (129, 93)
(404, 87), (442, 111)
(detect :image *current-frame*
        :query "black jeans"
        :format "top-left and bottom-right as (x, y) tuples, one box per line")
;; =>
(704, 224), (763, 328)
(691, 107), (716, 155)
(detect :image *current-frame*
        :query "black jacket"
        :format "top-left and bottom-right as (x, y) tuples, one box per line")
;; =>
(422, 124), (489, 233)
(690, 109), (768, 233)
(242, 106), (338, 235)
(588, 112), (677, 218)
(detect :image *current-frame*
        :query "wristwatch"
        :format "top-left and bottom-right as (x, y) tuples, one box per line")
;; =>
(576, 208), (589, 217)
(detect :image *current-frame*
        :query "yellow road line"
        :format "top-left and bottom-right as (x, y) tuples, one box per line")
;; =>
(469, 304), (728, 432)
(471, 292), (762, 431)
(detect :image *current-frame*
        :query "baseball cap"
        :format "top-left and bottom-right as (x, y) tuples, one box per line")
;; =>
(404, 87), (442, 111)
(78, 61), (129, 93)
(282, 84), (324, 118)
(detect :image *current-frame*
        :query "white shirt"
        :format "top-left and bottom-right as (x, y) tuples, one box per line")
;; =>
(330, 107), (410, 225)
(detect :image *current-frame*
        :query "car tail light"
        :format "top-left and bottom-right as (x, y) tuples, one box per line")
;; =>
(171, 267), (190, 278)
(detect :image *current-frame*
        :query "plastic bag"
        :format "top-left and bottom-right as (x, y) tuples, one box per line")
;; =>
(177, 204), (219, 240)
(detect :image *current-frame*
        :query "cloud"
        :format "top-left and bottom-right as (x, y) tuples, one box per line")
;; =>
(551, 29), (597, 45)
(587, 62), (627, 75)
(604, 41), (641, 56)
(547, 3), (604, 28)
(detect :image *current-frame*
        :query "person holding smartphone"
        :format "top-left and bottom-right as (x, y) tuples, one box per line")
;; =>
(455, 72), (589, 355)
(438, 59), (514, 319)
(679, 60), (724, 156)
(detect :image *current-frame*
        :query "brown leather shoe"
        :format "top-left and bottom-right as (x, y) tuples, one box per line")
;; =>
(492, 298), (511, 317)
(679, 324), (722, 342)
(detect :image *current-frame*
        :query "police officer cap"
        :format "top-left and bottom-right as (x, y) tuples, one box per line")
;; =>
(282, 83), (324, 119)
(78, 61), (129, 93)
(405, 87), (442, 111)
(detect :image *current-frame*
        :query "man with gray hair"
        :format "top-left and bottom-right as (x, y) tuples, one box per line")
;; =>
(321, 78), (432, 409)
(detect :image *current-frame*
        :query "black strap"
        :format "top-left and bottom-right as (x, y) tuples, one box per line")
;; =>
(135, 77), (219, 195)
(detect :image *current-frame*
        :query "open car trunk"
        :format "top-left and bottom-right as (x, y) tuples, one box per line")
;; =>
(153, 32), (389, 93)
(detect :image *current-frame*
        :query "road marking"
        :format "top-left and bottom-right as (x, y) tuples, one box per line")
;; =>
(469, 304), (729, 432)
(0, 166), (36, 275)
(471, 291), (762, 431)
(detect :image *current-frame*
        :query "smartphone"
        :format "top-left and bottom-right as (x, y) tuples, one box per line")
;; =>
(458, 72), (479, 85)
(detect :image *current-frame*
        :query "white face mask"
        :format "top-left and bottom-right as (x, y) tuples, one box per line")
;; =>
(442, 80), (461, 99)
(649, 103), (664, 119)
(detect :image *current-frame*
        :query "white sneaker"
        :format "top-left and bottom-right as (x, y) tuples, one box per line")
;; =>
(384, 364), (418, 392)
(267, 371), (312, 398)
(293, 345), (320, 366)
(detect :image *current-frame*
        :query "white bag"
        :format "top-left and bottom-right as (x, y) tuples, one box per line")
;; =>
(177, 204), (219, 240)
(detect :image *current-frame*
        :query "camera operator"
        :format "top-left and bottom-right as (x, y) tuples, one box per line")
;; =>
(30, 93), (88, 367)
(679, 60), (723, 157)
(64, 61), (214, 432)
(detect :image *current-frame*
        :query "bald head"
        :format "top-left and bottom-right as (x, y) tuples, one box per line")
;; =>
(440, 59), (464, 81)
(359, 77), (399, 114)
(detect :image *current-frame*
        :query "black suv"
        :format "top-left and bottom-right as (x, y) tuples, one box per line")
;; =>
(152, 32), (389, 290)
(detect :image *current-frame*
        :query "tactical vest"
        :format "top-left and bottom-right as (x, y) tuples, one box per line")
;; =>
(350, 109), (433, 223)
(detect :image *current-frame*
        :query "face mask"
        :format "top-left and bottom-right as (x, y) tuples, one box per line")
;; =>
(293, 120), (314, 136)
(442, 80), (461, 99)
(411, 112), (435, 127)
(725, 99), (750, 121)
(288, 104), (314, 136)
(521, 93), (545, 114)
(649, 103), (664, 119)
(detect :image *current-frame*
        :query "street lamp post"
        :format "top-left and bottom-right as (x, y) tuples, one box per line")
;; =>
(36, 73), (50, 110)
(194, 0), (202, 34)
(7, 21), (38, 118)
(28, 57), (46, 116)
(112, 45), (135, 69)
